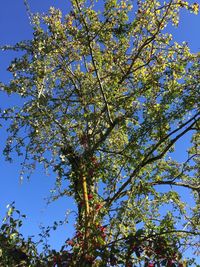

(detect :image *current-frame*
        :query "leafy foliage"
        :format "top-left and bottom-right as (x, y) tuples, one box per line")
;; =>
(0, 203), (41, 266)
(0, 0), (199, 266)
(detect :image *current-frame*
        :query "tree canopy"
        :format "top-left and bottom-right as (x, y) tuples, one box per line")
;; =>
(0, 0), (199, 266)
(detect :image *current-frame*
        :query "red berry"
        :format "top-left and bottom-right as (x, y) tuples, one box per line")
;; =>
(91, 156), (97, 162)
(95, 203), (103, 210)
(148, 263), (154, 267)
(88, 194), (93, 200)
(167, 260), (174, 267)
(99, 226), (106, 232)
(67, 239), (74, 246)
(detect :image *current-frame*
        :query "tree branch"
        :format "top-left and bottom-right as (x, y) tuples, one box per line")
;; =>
(74, 0), (113, 125)
(151, 180), (200, 191)
(107, 113), (199, 205)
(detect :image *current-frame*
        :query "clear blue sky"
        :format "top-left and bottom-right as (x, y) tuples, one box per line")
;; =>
(0, 0), (200, 256)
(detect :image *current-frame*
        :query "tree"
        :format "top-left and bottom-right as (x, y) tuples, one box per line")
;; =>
(0, 0), (199, 266)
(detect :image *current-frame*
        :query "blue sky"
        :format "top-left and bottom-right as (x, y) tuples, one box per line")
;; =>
(0, 0), (200, 257)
